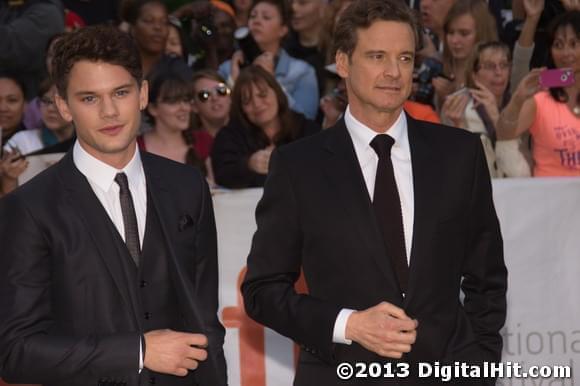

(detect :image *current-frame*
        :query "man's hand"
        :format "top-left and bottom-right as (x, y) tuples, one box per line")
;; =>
(345, 302), (418, 358)
(144, 329), (209, 377)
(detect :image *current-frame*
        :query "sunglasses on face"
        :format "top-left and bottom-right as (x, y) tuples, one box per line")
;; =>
(196, 83), (231, 103)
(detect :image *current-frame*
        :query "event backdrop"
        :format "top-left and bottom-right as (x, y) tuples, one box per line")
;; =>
(214, 178), (580, 386)
(1, 178), (578, 386)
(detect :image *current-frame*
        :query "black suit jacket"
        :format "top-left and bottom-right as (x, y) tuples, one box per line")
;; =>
(242, 115), (507, 385)
(0, 151), (227, 386)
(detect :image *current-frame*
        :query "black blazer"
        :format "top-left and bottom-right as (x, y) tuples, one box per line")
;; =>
(0, 151), (227, 386)
(211, 112), (320, 189)
(242, 115), (507, 385)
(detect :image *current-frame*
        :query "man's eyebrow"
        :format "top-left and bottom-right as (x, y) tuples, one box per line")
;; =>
(73, 83), (135, 97)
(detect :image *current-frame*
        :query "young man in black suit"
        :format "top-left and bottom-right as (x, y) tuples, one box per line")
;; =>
(0, 26), (227, 386)
(242, 0), (507, 384)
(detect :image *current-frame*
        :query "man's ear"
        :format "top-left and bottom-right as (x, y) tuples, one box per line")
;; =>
(54, 93), (73, 123)
(139, 80), (149, 111)
(335, 50), (349, 79)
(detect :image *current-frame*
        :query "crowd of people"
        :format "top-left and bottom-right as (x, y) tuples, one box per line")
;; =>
(1, 0), (579, 197)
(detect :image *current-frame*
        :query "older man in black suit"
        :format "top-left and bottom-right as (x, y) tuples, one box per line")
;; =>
(0, 26), (226, 386)
(242, 0), (507, 384)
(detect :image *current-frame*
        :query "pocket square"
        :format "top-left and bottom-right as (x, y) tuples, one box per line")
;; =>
(178, 214), (194, 231)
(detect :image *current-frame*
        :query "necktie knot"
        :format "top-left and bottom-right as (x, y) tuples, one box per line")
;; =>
(370, 134), (395, 159)
(114, 172), (129, 192)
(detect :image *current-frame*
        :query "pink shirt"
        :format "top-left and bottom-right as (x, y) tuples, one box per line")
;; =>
(530, 91), (580, 177)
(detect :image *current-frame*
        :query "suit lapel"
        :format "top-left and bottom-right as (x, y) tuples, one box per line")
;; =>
(406, 116), (440, 303)
(321, 121), (401, 292)
(57, 151), (140, 327)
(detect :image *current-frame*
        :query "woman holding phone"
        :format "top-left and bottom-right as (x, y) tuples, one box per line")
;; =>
(497, 11), (580, 177)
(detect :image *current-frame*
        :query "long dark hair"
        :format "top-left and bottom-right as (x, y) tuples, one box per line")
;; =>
(546, 11), (580, 103)
(146, 59), (205, 172)
(230, 65), (299, 147)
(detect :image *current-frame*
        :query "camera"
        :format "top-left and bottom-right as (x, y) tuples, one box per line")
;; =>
(234, 27), (262, 67)
(412, 57), (445, 105)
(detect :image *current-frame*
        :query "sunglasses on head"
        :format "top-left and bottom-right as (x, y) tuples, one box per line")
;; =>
(196, 83), (231, 102)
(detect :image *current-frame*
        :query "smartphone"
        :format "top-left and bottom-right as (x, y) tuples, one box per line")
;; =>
(539, 68), (575, 89)
(446, 87), (469, 99)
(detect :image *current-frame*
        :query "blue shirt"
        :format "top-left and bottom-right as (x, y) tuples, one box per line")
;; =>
(219, 49), (319, 120)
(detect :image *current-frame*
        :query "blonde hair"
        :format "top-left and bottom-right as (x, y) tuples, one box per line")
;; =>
(442, 0), (498, 76)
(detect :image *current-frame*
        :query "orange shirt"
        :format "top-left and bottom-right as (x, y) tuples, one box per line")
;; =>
(404, 101), (441, 124)
(530, 92), (580, 177)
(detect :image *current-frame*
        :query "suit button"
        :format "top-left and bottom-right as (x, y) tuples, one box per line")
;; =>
(149, 376), (156, 384)
(144, 312), (152, 319)
(140, 280), (148, 288)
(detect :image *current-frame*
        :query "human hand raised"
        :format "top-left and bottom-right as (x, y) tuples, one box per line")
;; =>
(345, 301), (418, 359)
(470, 80), (500, 125)
(512, 68), (544, 105)
(248, 145), (274, 175)
(0, 148), (28, 180)
(253, 52), (276, 75)
(523, 0), (545, 19)
(441, 91), (469, 128)
(144, 329), (208, 377)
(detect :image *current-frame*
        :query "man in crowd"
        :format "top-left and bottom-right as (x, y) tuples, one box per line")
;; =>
(242, 0), (507, 384)
(0, 25), (227, 386)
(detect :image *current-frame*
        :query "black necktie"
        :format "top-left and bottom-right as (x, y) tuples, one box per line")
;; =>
(370, 135), (408, 295)
(114, 172), (140, 266)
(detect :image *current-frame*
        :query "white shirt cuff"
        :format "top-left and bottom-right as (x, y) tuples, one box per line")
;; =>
(139, 337), (143, 372)
(332, 308), (355, 345)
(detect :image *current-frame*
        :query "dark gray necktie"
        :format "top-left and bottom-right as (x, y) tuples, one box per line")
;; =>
(370, 135), (408, 295)
(114, 172), (140, 266)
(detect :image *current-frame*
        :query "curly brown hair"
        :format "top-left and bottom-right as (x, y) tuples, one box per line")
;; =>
(51, 25), (143, 98)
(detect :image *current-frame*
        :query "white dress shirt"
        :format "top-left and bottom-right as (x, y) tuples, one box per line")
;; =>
(332, 106), (415, 345)
(72, 140), (147, 370)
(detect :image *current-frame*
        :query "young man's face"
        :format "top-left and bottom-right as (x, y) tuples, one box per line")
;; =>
(55, 60), (148, 167)
(336, 20), (415, 118)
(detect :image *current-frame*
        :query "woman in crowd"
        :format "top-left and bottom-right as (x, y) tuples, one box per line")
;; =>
(191, 70), (232, 158)
(218, 0), (319, 120)
(139, 61), (215, 183)
(441, 42), (533, 177)
(233, 0), (252, 27)
(1, 79), (75, 196)
(166, 16), (187, 58)
(432, 0), (498, 104)
(211, 65), (319, 188)
(0, 73), (28, 197)
(4, 78), (74, 155)
(126, 0), (170, 77)
(497, 11), (580, 177)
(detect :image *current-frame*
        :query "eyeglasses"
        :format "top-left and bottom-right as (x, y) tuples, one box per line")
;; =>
(477, 61), (510, 72)
(196, 83), (231, 103)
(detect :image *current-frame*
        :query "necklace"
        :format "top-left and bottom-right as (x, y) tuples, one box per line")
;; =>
(573, 105), (580, 116)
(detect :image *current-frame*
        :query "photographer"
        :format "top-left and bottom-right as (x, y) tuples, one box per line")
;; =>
(172, 0), (237, 70)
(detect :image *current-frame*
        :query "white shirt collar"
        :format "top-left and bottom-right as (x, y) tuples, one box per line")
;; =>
(344, 106), (410, 160)
(72, 140), (144, 192)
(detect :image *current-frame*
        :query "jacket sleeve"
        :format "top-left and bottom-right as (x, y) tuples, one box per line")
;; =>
(461, 137), (508, 363)
(241, 148), (342, 362)
(0, 193), (139, 383)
